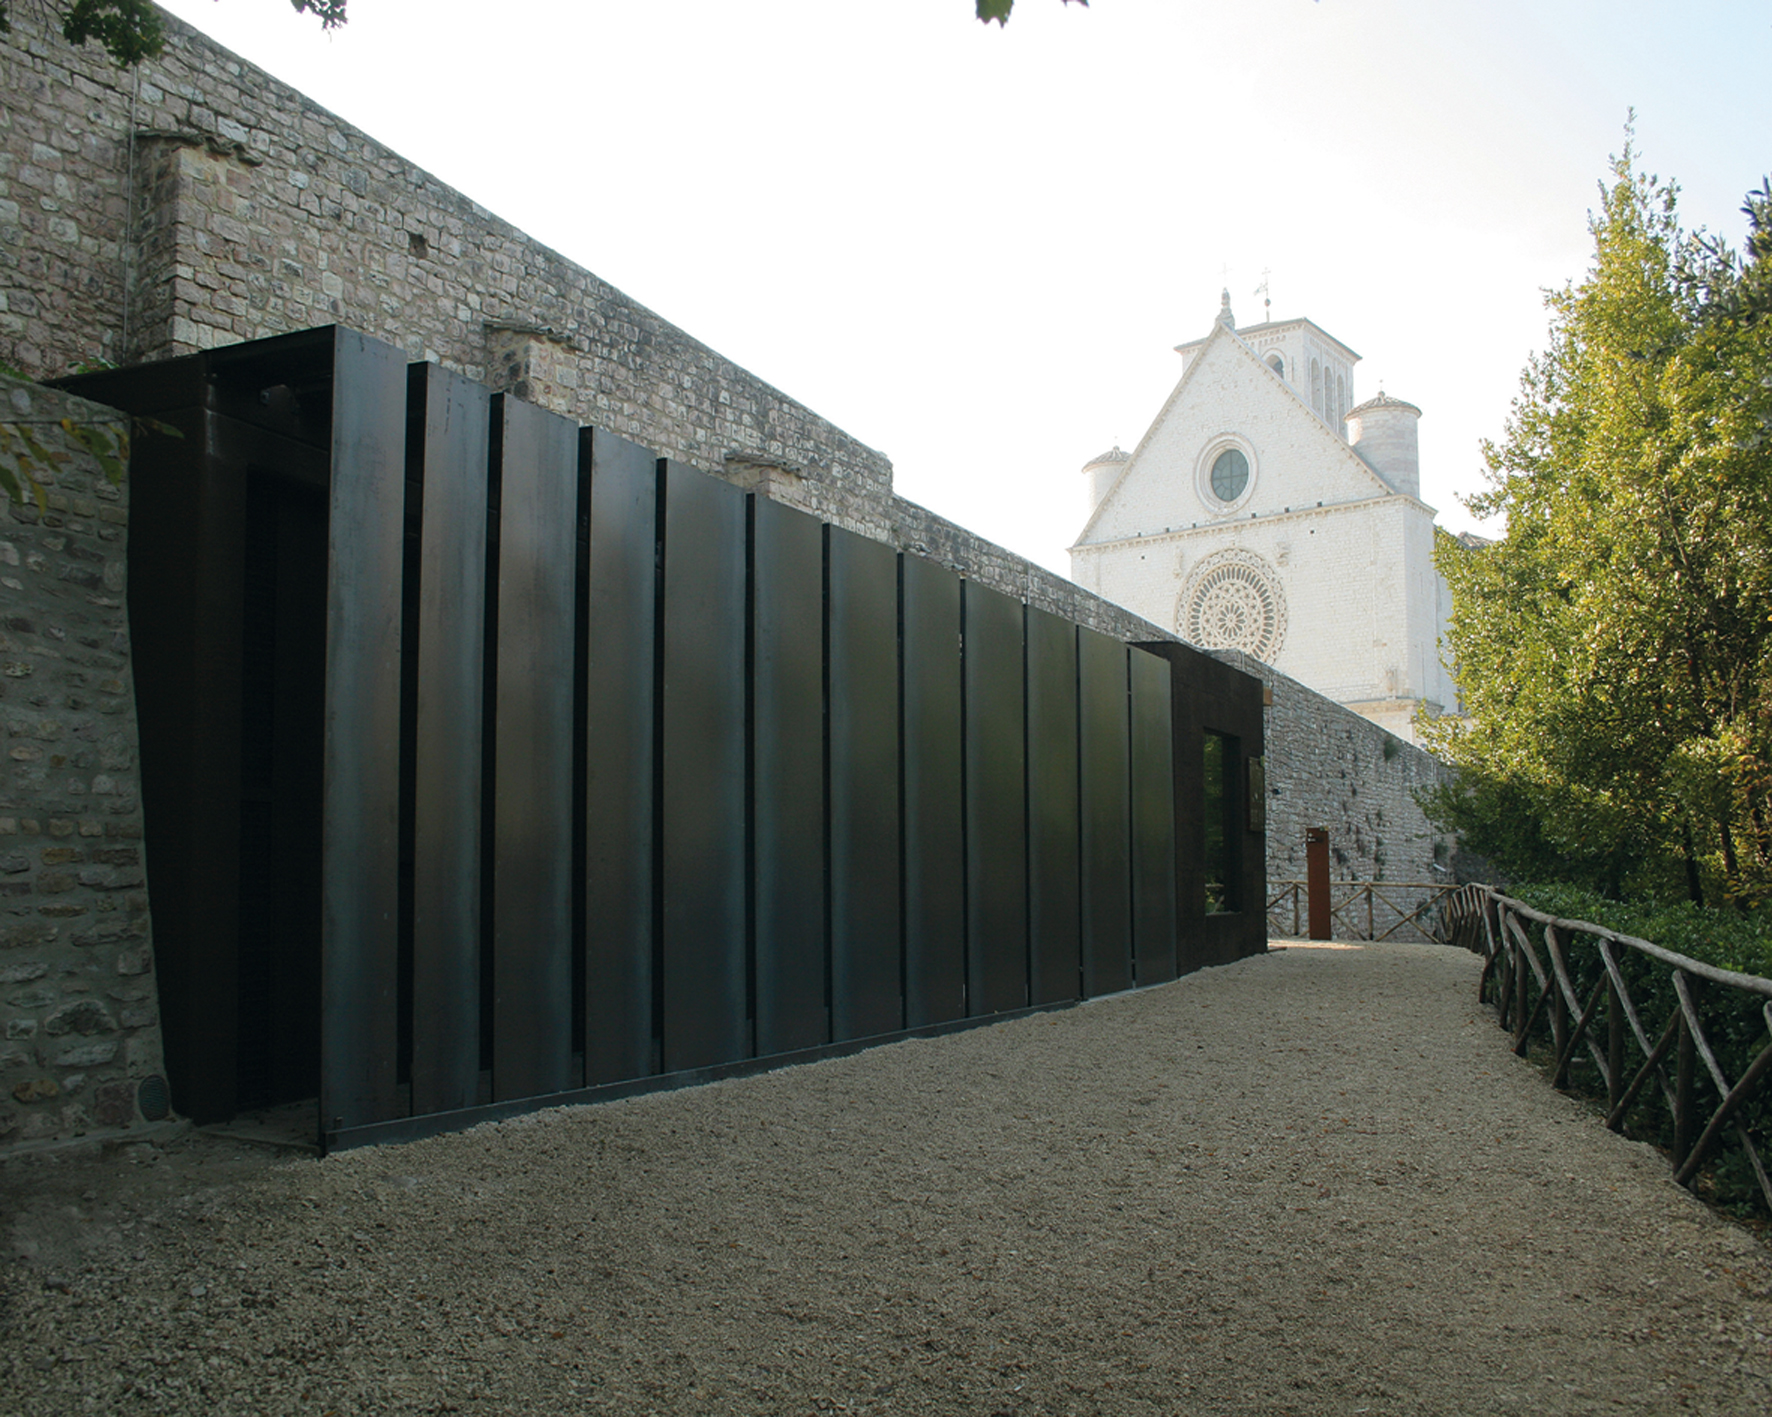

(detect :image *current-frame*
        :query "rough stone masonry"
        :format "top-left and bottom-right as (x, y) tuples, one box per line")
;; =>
(0, 376), (165, 1147)
(0, 7), (1458, 1148)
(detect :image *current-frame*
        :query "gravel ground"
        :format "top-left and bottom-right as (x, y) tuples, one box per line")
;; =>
(5, 939), (1772, 1416)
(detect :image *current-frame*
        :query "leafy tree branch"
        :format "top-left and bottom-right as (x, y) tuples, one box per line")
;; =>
(0, 0), (345, 67)
(1425, 138), (1772, 907)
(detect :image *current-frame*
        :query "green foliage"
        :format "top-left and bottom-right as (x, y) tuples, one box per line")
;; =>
(0, 411), (130, 511)
(0, 0), (345, 67)
(1427, 136), (1772, 908)
(976, 0), (1088, 26)
(1508, 880), (1772, 977)
(289, 0), (346, 30)
(1492, 883), (1772, 1210)
(2, 367), (181, 510)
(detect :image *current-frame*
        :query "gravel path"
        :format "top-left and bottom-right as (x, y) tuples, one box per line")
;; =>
(5, 940), (1772, 1416)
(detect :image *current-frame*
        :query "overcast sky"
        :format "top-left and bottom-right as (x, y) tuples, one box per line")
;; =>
(153, 0), (1772, 573)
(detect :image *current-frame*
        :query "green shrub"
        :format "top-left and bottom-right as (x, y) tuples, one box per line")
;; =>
(1489, 883), (1772, 1211)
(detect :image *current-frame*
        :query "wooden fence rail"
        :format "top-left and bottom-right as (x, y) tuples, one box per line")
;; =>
(1442, 884), (1772, 1212)
(1266, 880), (1462, 944)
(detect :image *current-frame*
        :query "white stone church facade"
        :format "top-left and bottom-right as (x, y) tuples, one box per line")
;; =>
(1069, 295), (1459, 744)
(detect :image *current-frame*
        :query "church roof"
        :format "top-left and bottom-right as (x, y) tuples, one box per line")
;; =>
(1174, 315), (1361, 362)
(1347, 390), (1422, 418)
(1072, 316), (1403, 548)
(1083, 445), (1129, 469)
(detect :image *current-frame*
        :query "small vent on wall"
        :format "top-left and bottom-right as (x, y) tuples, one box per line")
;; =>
(137, 1074), (171, 1122)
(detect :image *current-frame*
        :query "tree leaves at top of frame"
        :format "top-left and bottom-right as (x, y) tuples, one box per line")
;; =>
(976, 0), (1089, 26)
(0, 0), (346, 68)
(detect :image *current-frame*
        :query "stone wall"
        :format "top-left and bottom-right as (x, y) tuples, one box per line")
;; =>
(0, 377), (166, 1147)
(0, 8), (1464, 1144)
(1210, 647), (1456, 889)
(1, 3), (1461, 884)
(0, 6), (893, 529)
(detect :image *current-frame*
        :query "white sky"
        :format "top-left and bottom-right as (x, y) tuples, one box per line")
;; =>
(153, 0), (1772, 574)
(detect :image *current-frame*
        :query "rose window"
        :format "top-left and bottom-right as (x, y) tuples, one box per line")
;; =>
(1181, 549), (1287, 662)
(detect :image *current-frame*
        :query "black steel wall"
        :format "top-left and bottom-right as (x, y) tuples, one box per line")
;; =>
(63, 326), (1265, 1150)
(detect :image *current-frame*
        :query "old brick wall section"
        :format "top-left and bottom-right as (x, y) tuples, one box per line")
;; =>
(1210, 648), (1455, 891)
(1, 378), (165, 1146)
(0, 8), (1460, 1151)
(0, 6), (894, 521)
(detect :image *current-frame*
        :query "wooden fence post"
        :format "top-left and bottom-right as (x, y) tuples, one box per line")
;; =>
(1513, 918), (1530, 1055)
(1607, 970), (1625, 1115)
(1675, 994), (1697, 1168)
(1547, 926), (1569, 1083)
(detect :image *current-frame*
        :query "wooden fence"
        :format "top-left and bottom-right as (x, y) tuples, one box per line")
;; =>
(1443, 884), (1772, 1212)
(1267, 880), (1462, 944)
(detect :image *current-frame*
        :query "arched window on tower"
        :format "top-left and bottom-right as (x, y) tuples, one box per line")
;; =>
(1265, 352), (1285, 379)
(1311, 358), (1322, 415)
(1337, 374), (1346, 433)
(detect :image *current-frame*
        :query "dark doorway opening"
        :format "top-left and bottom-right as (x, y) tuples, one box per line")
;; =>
(235, 471), (327, 1109)
(58, 331), (348, 1124)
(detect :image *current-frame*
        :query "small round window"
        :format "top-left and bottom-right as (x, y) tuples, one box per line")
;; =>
(1210, 448), (1249, 502)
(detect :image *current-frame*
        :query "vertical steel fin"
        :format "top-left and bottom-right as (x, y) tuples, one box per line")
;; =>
(828, 526), (902, 1041)
(489, 395), (579, 1101)
(963, 581), (1028, 1016)
(1026, 608), (1082, 1005)
(901, 555), (965, 1027)
(1129, 645), (1179, 985)
(751, 496), (828, 1055)
(659, 464), (748, 1071)
(408, 365), (490, 1114)
(320, 329), (410, 1129)
(1078, 627), (1132, 997)
(583, 430), (661, 1084)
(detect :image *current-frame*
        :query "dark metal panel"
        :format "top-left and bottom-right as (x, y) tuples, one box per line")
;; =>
(407, 365), (490, 1115)
(1078, 627), (1132, 997)
(209, 416), (331, 490)
(751, 496), (828, 1055)
(1026, 608), (1081, 1006)
(660, 464), (748, 1072)
(1133, 639), (1270, 971)
(963, 581), (1028, 1017)
(126, 397), (245, 1124)
(828, 526), (902, 1041)
(900, 555), (965, 1028)
(488, 394), (579, 1102)
(583, 430), (660, 1085)
(320, 329), (410, 1131)
(50, 347), (211, 419)
(1129, 646), (1179, 985)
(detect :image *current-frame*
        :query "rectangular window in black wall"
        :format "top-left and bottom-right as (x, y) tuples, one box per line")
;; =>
(1203, 730), (1238, 914)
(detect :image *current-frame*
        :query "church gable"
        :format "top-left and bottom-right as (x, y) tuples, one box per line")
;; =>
(1079, 324), (1393, 546)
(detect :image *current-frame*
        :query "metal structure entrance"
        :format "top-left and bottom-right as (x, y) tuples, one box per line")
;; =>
(61, 327), (1266, 1150)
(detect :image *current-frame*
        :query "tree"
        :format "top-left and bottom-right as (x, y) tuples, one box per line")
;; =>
(0, 0), (344, 67)
(1425, 139), (1772, 906)
(0, 0), (1088, 62)
(977, 0), (1088, 23)
(0, 2), (340, 505)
